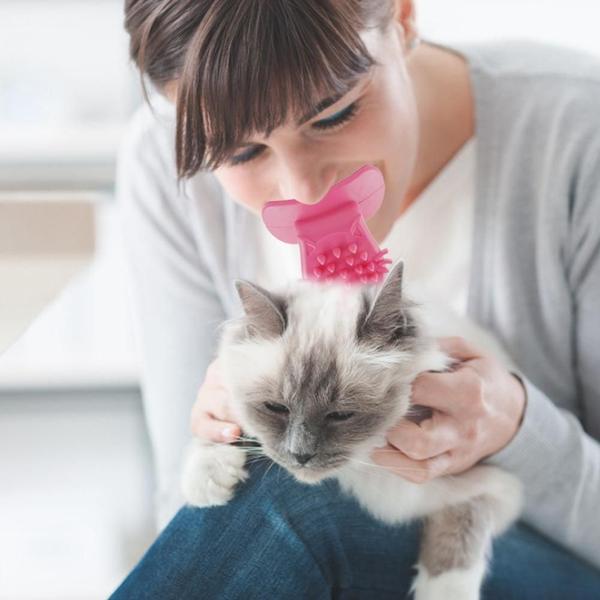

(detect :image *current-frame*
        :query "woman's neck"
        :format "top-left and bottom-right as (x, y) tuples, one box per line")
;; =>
(405, 43), (474, 204)
(368, 42), (475, 244)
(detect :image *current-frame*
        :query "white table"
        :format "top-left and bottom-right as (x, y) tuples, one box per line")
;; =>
(0, 192), (96, 354)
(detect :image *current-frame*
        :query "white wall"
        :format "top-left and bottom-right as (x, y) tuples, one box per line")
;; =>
(0, 391), (155, 600)
(0, 0), (138, 189)
(418, 0), (600, 56)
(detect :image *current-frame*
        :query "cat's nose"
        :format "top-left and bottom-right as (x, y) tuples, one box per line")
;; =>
(293, 452), (316, 466)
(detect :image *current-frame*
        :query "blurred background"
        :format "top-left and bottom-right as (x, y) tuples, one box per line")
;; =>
(1, 1), (599, 598)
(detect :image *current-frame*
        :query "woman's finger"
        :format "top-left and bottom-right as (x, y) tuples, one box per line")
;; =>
(385, 414), (460, 460)
(437, 336), (483, 362)
(204, 358), (225, 385)
(198, 388), (235, 422)
(370, 444), (452, 484)
(411, 371), (459, 413)
(411, 367), (482, 416)
(191, 412), (241, 443)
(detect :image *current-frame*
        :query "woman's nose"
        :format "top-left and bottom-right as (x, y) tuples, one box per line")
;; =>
(277, 159), (338, 205)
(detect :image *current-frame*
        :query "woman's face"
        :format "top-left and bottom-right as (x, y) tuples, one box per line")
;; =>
(172, 24), (419, 222)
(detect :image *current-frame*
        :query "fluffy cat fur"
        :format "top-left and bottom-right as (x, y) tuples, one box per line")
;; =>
(181, 261), (522, 600)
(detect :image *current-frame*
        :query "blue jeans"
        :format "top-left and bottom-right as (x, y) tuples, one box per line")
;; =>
(110, 459), (600, 599)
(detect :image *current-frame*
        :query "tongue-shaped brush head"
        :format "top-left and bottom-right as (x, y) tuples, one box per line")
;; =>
(262, 164), (391, 284)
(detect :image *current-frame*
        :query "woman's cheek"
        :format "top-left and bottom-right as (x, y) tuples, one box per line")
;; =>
(343, 97), (404, 160)
(213, 165), (271, 216)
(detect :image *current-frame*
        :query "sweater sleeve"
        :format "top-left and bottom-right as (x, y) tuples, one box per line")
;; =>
(488, 108), (600, 569)
(116, 106), (227, 528)
(488, 378), (600, 569)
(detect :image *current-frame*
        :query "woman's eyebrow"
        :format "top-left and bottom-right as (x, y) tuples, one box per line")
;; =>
(296, 91), (348, 126)
(295, 72), (368, 126)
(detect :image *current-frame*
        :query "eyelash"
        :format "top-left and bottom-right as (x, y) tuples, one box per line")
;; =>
(229, 101), (360, 166)
(312, 101), (359, 130)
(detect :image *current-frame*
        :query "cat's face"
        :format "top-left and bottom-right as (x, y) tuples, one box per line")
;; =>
(220, 261), (425, 484)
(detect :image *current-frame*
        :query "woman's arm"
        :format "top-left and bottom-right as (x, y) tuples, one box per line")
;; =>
(371, 340), (600, 569)
(490, 139), (600, 568)
(372, 128), (600, 568)
(116, 105), (227, 528)
(487, 377), (600, 569)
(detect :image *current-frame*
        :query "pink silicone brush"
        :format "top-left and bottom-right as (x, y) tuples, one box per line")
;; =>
(262, 164), (392, 285)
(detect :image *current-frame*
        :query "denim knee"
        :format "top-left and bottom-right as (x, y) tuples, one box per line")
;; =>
(110, 458), (420, 599)
(111, 457), (600, 599)
(109, 459), (353, 599)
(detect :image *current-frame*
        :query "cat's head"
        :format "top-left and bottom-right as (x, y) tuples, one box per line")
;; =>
(218, 260), (431, 484)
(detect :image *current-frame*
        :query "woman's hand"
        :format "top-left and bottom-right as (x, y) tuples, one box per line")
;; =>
(190, 358), (242, 444)
(370, 336), (526, 483)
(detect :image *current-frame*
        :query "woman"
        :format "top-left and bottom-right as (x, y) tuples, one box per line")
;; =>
(112, 0), (600, 597)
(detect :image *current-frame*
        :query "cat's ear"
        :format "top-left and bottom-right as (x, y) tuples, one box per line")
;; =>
(234, 279), (288, 339)
(357, 261), (416, 347)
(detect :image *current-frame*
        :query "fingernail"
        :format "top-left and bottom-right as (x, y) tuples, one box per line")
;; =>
(221, 426), (237, 441)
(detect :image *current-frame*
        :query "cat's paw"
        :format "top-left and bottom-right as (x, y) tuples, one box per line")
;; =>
(181, 442), (248, 508)
(411, 564), (483, 600)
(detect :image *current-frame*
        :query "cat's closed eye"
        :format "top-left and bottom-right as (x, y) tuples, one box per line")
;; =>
(264, 402), (289, 415)
(326, 411), (355, 422)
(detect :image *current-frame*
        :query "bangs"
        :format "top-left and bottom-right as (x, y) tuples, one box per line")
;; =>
(175, 1), (379, 177)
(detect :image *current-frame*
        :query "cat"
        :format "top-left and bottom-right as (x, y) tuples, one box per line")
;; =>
(181, 260), (522, 600)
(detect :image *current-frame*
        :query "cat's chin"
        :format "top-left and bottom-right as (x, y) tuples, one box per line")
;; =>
(289, 468), (335, 485)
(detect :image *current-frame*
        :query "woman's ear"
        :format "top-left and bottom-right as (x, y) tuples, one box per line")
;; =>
(391, 0), (419, 54)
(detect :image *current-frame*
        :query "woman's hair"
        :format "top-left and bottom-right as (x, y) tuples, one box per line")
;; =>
(124, 0), (394, 178)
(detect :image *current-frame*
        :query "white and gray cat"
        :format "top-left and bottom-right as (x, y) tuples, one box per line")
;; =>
(181, 261), (522, 600)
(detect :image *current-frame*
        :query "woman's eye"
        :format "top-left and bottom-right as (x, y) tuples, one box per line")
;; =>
(312, 101), (359, 131)
(229, 144), (266, 166)
(228, 101), (359, 165)
(264, 402), (290, 415)
(326, 411), (355, 422)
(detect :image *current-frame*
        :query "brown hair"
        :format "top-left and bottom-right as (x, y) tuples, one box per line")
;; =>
(124, 0), (394, 178)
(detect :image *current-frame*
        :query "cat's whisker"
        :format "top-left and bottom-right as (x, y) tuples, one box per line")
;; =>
(344, 456), (449, 475)
(385, 422), (418, 430)
(196, 439), (239, 448)
(258, 457), (278, 486)
(241, 450), (268, 459)
(245, 456), (270, 465)
(197, 436), (262, 450)
(230, 436), (261, 443)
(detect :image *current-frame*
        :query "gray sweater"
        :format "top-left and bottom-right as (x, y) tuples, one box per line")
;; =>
(116, 40), (600, 567)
